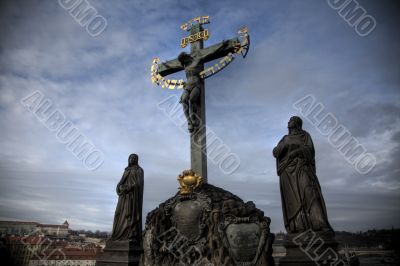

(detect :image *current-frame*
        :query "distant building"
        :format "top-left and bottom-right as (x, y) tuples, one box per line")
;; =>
(0, 220), (69, 237)
(1, 220), (103, 266)
(3, 235), (101, 266)
(0, 221), (39, 236)
(38, 221), (69, 237)
(3, 235), (52, 266)
(28, 247), (98, 266)
(272, 232), (286, 258)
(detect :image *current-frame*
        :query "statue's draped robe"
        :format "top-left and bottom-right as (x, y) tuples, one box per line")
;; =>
(273, 130), (332, 233)
(111, 165), (144, 242)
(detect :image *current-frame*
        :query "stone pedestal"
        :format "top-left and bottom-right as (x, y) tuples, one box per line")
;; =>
(142, 183), (275, 266)
(95, 240), (143, 266)
(279, 231), (347, 266)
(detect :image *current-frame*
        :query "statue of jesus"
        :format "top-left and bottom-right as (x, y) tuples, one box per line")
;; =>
(162, 39), (239, 132)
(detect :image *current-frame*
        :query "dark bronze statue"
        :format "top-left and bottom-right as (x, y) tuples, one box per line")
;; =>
(273, 116), (332, 233)
(111, 154), (144, 245)
(161, 39), (237, 132)
(177, 51), (202, 132)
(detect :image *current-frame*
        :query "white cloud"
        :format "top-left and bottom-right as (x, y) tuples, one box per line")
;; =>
(0, 0), (399, 232)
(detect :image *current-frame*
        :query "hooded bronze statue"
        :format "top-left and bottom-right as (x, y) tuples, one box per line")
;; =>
(111, 154), (144, 245)
(273, 116), (332, 233)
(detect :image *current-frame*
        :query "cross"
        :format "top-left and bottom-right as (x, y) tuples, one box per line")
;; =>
(152, 17), (249, 183)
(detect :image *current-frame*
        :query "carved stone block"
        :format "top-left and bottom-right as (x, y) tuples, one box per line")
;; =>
(95, 240), (143, 266)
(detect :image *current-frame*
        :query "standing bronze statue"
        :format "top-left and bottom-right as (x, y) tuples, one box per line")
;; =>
(111, 154), (144, 245)
(273, 116), (332, 233)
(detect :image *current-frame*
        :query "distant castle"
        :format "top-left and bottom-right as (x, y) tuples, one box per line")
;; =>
(0, 220), (69, 237)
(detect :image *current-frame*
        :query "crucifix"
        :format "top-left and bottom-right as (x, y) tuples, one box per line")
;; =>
(151, 16), (250, 183)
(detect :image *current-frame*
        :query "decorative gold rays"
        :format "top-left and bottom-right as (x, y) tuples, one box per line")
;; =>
(199, 26), (249, 79)
(180, 16), (210, 31)
(150, 58), (186, 90)
(150, 16), (250, 90)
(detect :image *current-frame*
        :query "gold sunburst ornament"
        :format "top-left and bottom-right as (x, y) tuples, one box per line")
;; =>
(150, 16), (250, 90)
(177, 170), (203, 194)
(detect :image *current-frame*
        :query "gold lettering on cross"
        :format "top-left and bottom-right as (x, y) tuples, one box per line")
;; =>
(180, 29), (209, 48)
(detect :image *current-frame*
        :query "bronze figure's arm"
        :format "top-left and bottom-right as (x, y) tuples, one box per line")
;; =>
(200, 38), (240, 63)
(157, 59), (184, 77)
(273, 136), (287, 159)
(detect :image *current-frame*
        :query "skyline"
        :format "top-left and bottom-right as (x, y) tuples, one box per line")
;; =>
(0, 0), (399, 233)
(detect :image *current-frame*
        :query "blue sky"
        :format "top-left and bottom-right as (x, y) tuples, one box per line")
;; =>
(0, 0), (399, 232)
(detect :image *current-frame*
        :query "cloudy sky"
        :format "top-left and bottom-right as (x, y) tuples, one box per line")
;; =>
(0, 0), (399, 233)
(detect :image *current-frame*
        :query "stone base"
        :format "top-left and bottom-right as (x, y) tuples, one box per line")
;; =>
(142, 183), (275, 266)
(95, 240), (143, 266)
(279, 231), (348, 266)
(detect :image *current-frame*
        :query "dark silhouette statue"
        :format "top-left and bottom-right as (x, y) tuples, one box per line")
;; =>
(273, 116), (332, 233)
(162, 39), (235, 132)
(111, 154), (144, 245)
(177, 51), (202, 132)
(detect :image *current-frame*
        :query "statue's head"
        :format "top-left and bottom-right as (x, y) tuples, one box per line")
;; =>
(178, 52), (192, 66)
(288, 116), (302, 131)
(128, 154), (138, 166)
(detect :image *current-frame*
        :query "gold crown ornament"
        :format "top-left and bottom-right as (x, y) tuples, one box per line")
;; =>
(177, 170), (203, 194)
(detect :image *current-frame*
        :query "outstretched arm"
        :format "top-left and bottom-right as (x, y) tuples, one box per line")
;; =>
(200, 37), (240, 63)
(157, 59), (184, 77)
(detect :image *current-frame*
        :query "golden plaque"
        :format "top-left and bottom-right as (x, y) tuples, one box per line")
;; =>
(177, 170), (203, 194)
(181, 29), (209, 48)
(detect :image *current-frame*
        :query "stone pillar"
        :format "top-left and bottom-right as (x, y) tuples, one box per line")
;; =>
(95, 240), (143, 266)
(279, 231), (347, 266)
(190, 24), (208, 183)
